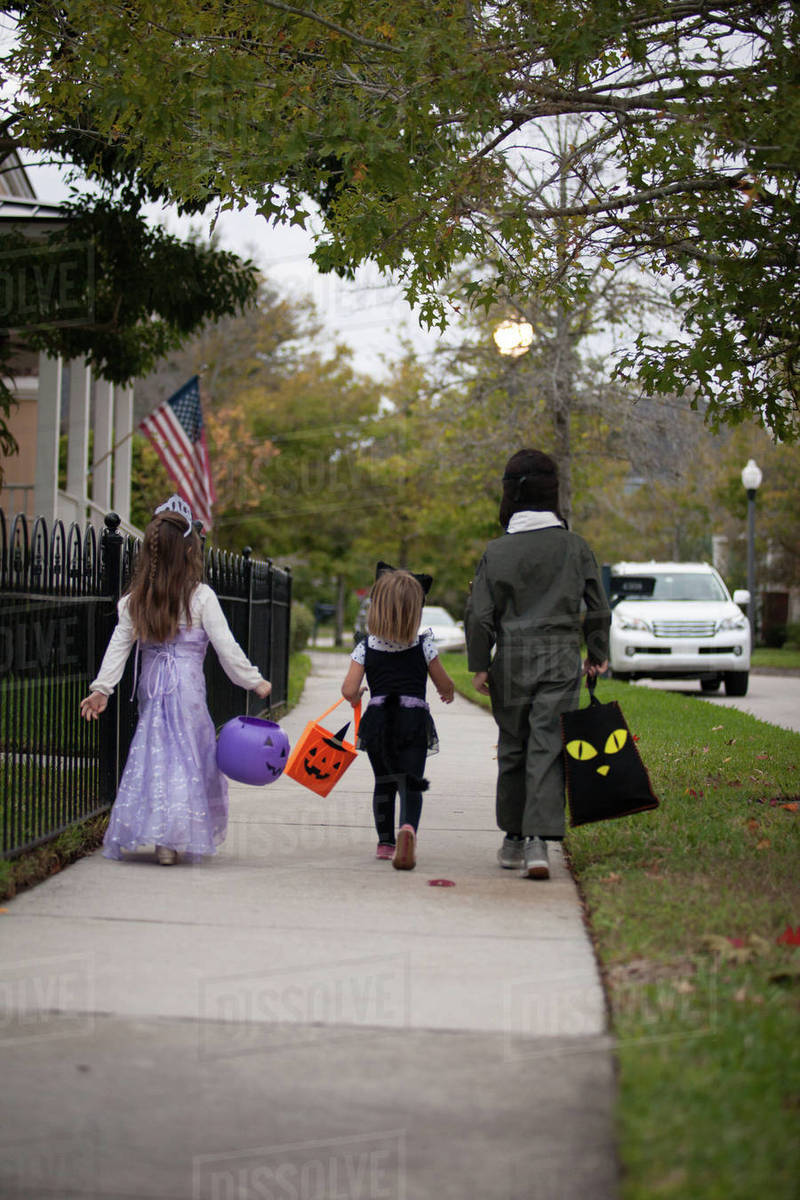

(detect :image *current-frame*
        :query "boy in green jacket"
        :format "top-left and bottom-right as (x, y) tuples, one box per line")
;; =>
(466, 449), (610, 879)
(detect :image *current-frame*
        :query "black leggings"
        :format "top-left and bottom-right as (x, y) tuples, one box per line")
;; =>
(367, 740), (428, 844)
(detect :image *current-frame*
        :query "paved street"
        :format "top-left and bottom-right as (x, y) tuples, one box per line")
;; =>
(0, 651), (617, 1200)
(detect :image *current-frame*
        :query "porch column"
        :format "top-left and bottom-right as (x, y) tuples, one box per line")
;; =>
(92, 377), (113, 514)
(34, 353), (62, 525)
(66, 358), (92, 523)
(113, 384), (133, 524)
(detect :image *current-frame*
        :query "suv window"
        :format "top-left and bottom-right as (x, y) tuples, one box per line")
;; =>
(611, 573), (727, 603)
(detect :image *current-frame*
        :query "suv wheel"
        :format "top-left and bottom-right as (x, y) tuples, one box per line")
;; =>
(700, 677), (721, 693)
(723, 671), (749, 697)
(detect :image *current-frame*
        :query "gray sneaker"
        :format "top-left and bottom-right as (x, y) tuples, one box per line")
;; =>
(521, 836), (550, 880)
(497, 836), (525, 869)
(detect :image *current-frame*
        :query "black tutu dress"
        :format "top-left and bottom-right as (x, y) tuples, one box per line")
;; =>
(355, 637), (440, 759)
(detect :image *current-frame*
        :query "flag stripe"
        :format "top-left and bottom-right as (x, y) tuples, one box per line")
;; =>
(142, 412), (204, 514)
(138, 378), (215, 530)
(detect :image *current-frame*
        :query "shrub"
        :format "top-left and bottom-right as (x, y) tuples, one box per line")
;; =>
(763, 623), (787, 649)
(784, 621), (800, 649)
(290, 601), (314, 653)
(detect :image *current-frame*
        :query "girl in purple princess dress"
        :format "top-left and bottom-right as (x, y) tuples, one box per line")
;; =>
(80, 496), (272, 865)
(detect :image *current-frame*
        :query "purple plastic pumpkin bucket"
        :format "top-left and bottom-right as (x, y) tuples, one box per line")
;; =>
(216, 716), (291, 786)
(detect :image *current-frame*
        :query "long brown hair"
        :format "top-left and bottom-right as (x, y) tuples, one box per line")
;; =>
(367, 570), (424, 645)
(127, 513), (204, 643)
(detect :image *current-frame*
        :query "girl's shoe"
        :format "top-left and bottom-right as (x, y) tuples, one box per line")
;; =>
(392, 825), (416, 871)
(156, 845), (178, 866)
(376, 842), (395, 860)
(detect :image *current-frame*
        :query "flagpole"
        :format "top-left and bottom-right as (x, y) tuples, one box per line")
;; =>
(84, 376), (204, 478)
(84, 427), (138, 478)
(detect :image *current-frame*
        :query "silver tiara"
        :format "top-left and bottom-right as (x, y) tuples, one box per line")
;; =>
(154, 494), (193, 536)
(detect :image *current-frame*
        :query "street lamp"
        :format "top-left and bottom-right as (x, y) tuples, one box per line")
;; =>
(740, 458), (762, 647)
(493, 318), (534, 357)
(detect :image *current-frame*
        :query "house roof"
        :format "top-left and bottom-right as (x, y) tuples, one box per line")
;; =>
(0, 195), (68, 224)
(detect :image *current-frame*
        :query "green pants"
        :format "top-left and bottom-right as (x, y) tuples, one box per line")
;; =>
(491, 672), (581, 839)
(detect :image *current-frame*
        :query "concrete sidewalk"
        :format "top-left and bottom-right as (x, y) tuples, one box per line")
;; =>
(0, 651), (617, 1200)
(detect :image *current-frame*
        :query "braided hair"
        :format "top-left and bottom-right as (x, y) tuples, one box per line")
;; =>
(498, 448), (565, 530)
(128, 512), (203, 643)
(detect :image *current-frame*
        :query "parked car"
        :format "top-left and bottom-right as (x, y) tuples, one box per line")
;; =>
(353, 596), (370, 645)
(608, 561), (751, 695)
(419, 605), (466, 653)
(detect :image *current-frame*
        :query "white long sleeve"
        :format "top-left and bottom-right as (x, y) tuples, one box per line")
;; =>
(90, 583), (267, 695)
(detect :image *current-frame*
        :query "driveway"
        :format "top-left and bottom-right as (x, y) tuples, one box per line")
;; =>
(633, 671), (800, 733)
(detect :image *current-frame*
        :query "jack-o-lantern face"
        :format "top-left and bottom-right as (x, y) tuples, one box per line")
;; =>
(303, 736), (346, 780)
(263, 732), (289, 779)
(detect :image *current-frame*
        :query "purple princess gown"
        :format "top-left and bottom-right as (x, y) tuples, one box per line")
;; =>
(102, 628), (228, 860)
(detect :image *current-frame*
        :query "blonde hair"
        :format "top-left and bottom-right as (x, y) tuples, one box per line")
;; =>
(367, 570), (424, 645)
(127, 513), (204, 643)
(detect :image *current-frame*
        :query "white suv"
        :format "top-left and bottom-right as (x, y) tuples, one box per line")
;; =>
(608, 562), (751, 696)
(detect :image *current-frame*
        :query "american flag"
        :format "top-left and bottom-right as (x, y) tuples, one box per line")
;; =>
(139, 376), (216, 530)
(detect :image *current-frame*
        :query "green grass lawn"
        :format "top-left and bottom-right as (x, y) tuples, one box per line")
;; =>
(439, 652), (800, 1200)
(751, 646), (800, 670)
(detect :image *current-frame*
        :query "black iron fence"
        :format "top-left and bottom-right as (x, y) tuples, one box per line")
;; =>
(0, 508), (291, 858)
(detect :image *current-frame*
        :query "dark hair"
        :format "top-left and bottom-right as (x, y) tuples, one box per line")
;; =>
(499, 449), (563, 529)
(127, 512), (204, 643)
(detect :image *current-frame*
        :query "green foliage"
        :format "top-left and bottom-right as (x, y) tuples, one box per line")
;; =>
(6, 2), (800, 433)
(130, 435), (172, 530)
(290, 602), (314, 654)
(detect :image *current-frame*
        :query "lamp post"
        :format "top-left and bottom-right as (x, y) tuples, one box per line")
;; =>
(740, 458), (762, 648)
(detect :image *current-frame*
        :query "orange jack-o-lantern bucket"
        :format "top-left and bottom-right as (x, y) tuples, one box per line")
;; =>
(284, 697), (361, 797)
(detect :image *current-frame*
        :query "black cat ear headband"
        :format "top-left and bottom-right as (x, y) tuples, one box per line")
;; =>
(375, 560), (433, 596)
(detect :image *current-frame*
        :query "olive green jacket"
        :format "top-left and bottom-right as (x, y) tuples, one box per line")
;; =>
(465, 527), (610, 704)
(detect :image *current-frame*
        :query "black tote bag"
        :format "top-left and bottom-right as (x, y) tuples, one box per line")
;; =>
(561, 676), (659, 827)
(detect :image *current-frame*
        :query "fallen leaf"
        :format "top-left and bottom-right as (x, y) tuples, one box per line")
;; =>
(783, 802), (798, 812)
(726, 737), (736, 745)
(673, 979), (695, 994)
(777, 925), (800, 946)
(428, 879), (455, 887)
(733, 986), (748, 1002)
(712, 724), (724, 731)
(756, 838), (771, 850)
(746, 817), (759, 832)
(722, 756), (732, 763)
(702, 746), (710, 754)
